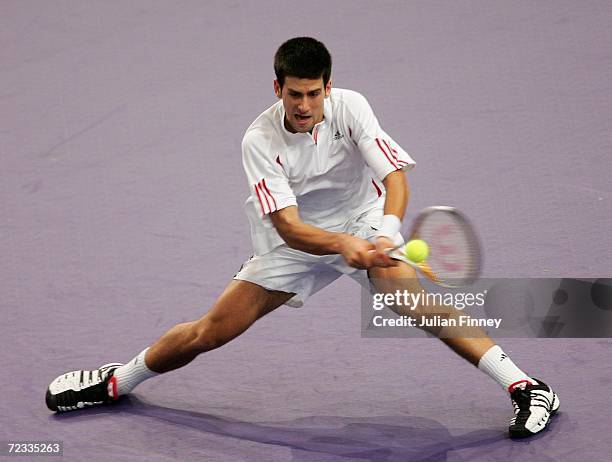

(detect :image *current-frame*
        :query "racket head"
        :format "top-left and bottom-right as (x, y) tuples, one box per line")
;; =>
(409, 206), (482, 288)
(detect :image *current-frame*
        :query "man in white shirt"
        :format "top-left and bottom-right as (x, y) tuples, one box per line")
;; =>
(46, 37), (558, 439)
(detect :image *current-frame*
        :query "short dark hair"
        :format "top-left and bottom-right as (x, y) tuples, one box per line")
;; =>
(274, 37), (332, 88)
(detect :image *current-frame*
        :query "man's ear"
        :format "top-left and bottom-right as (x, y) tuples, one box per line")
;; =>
(273, 79), (282, 98)
(325, 79), (332, 97)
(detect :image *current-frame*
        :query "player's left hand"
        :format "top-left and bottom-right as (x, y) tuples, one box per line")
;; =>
(372, 237), (399, 268)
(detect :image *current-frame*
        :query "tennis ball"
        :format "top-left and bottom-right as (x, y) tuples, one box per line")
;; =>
(404, 239), (429, 263)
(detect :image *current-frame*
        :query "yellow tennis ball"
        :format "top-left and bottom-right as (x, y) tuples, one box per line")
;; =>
(404, 239), (429, 263)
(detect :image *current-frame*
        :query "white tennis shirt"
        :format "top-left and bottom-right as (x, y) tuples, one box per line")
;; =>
(242, 88), (416, 255)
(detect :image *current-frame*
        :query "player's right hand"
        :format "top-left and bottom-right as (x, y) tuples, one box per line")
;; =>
(338, 234), (379, 269)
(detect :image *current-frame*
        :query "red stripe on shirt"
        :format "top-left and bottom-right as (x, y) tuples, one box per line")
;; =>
(261, 178), (278, 211)
(371, 178), (382, 197)
(258, 181), (272, 213)
(383, 139), (400, 165)
(376, 138), (398, 169)
(383, 139), (410, 168)
(254, 183), (268, 215)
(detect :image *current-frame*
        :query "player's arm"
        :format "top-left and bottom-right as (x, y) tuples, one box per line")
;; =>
(381, 170), (410, 220)
(342, 90), (415, 258)
(370, 170), (410, 264)
(269, 206), (382, 269)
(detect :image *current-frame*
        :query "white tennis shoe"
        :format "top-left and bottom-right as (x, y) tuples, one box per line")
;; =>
(46, 363), (123, 412)
(508, 378), (560, 438)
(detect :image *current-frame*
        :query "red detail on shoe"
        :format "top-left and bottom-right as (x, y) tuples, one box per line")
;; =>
(108, 376), (119, 400)
(508, 379), (532, 393)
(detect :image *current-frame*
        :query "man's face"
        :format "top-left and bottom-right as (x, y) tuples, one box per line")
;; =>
(274, 76), (331, 133)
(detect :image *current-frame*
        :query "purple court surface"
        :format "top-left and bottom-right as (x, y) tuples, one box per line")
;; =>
(2, 1), (611, 461)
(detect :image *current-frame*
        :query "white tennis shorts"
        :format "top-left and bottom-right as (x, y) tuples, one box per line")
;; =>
(234, 207), (404, 307)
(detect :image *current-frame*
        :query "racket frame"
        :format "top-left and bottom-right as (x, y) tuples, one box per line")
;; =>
(387, 206), (482, 288)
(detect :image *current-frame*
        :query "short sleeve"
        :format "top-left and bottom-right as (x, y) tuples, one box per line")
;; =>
(344, 91), (416, 181)
(242, 132), (297, 216)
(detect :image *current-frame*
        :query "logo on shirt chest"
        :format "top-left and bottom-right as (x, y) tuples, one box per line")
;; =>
(332, 130), (345, 141)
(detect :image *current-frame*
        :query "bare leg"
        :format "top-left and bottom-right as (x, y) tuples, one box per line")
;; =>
(145, 280), (294, 373)
(369, 264), (559, 438)
(368, 264), (494, 365)
(44, 279), (295, 411)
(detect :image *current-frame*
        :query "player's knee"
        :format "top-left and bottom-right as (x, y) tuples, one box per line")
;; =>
(189, 316), (236, 353)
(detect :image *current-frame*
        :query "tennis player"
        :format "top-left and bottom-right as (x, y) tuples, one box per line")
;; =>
(46, 37), (558, 438)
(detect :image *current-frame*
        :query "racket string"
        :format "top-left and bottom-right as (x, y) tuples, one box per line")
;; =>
(416, 210), (480, 287)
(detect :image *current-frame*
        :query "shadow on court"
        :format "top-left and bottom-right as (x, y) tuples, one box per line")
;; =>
(46, 395), (547, 461)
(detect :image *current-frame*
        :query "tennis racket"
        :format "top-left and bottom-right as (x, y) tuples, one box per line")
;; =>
(387, 206), (482, 288)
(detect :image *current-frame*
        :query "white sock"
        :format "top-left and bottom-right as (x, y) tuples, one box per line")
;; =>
(112, 348), (159, 396)
(477, 345), (533, 392)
